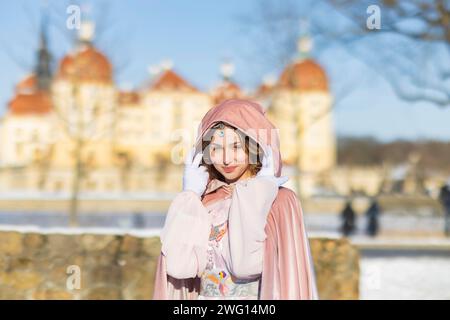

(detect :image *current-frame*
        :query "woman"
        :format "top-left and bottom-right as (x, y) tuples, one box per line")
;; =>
(153, 99), (318, 300)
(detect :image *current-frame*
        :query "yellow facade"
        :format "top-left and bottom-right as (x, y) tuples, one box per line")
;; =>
(0, 33), (342, 198)
(262, 56), (337, 197)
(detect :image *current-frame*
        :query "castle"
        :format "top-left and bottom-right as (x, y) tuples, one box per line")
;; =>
(0, 20), (341, 199)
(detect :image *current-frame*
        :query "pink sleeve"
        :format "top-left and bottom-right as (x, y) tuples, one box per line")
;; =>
(160, 190), (211, 279)
(152, 252), (201, 300)
(259, 188), (319, 300)
(227, 177), (278, 279)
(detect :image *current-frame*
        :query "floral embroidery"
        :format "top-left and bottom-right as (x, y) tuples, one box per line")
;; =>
(206, 270), (233, 295)
(201, 220), (260, 298)
(209, 221), (228, 241)
(199, 193), (260, 299)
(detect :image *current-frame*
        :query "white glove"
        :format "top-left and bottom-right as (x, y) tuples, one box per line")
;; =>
(256, 147), (289, 187)
(182, 147), (209, 197)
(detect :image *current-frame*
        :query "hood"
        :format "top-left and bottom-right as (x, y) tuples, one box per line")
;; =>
(193, 98), (282, 177)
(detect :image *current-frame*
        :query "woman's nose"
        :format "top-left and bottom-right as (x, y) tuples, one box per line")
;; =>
(222, 147), (233, 165)
(222, 149), (229, 165)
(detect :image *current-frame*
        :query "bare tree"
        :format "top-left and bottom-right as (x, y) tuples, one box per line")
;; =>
(35, 145), (55, 190)
(43, 0), (129, 226)
(324, 0), (450, 107)
(239, 0), (450, 107)
(236, 0), (360, 127)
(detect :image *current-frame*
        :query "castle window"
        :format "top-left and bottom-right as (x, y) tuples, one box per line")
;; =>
(92, 104), (100, 117)
(16, 143), (23, 158)
(86, 180), (97, 190)
(33, 148), (42, 162)
(16, 128), (23, 138)
(106, 180), (115, 190)
(54, 181), (64, 192)
(31, 129), (39, 142)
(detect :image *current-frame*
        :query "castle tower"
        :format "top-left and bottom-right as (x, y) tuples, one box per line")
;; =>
(210, 60), (245, 105)
(35, 13), (52, 91)
(266, 31), (336, 197)
(50, 19), (118, 193)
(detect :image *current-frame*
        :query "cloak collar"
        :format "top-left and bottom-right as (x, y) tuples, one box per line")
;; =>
(203, 177), (254, 195)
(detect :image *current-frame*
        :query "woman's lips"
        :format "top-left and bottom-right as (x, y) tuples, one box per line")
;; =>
(223, 166), (237, 173)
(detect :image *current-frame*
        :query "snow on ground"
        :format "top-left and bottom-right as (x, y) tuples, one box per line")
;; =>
(0, 211), (446, 233)
(304, 213), (446, 235)
(360, 253), (450, 299)
(0, 224), (161, 238)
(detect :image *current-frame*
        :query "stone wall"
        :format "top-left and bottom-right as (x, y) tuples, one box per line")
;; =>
(310, 237), (360, 299)
(0, 231), (359, 300)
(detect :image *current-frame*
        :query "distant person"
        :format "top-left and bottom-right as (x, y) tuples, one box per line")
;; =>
(365, 198), (381, 237)
(132, 212), (145, 229)
(341, 199), (356, 237)
(438, 182), (450, 237)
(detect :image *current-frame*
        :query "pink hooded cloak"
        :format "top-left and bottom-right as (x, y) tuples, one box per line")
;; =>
(153, 99), (319, 300)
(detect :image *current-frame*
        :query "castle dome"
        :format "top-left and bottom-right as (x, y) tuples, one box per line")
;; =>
(57, 45), (113, 83)
(278, 58), (328, 92)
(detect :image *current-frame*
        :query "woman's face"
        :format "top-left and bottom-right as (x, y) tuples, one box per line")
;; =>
(208, 127), (250, 182)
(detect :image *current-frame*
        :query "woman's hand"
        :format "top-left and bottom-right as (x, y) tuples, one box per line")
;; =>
(182, 147), (209, 197)
(223, 185), (235, 198)
(256, 147), (289, 187)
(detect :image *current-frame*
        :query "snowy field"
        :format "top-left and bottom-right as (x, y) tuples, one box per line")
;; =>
(359, 250), (450, 300)
(303, 213), (446, 236)
(0, 211), (446, 233)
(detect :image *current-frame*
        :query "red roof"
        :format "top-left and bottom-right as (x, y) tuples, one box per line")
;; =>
(8, 91), (52, 115)
(254, 82), (275, 98)
(15, 74), (37, 93)
(57, 46), (113, 83)
(278, 58), (328, 91)
(118, 91), (140, 105)
(149, 69), (198, 92)
(211, 80), (245, 104)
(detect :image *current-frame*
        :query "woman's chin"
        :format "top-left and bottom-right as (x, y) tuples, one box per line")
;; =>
(221, 172), (239, 181)
(220, 170), (247, 183)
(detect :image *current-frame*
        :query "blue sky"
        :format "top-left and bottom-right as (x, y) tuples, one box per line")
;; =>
(0, 0), (449, 142)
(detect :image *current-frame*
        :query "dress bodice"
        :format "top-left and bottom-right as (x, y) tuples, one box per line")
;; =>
(197, 195), (261, 300)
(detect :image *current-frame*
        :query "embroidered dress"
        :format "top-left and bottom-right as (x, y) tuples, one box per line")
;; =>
(197, 194), (260, 300)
